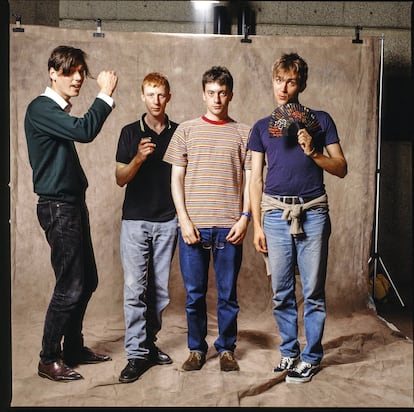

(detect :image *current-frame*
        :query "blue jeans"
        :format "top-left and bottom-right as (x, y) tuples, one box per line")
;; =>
(121, 218), (177, 360)
(178, 228), (242, 354)
(36, 198), (98, 364)
(263, 207), (331, 364)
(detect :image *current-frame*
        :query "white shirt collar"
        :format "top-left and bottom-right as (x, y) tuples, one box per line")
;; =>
(41, 87), (72, 113)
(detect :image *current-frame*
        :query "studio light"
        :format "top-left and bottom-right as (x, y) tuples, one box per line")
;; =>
(191, 0), (219, 34)
(191, 1), (219, 12)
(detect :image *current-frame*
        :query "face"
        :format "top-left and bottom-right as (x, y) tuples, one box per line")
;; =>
(49, 64), (85, 102)
(272, 69), (300, 107)
(141, 84), (171, 118)
(202, 82), (233, 121)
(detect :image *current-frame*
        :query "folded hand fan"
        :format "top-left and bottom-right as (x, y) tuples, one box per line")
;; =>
(268, 102), (321, 138)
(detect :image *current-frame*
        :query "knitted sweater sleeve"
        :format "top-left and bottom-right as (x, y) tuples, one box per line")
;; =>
(25, 96), (113, 143)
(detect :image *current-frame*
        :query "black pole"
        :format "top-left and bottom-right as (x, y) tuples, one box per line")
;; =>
(237, 5), (255, 36)
(213, 6), (230, 35)
(0, 0), (11, 410)
(369, 36), (405, 307)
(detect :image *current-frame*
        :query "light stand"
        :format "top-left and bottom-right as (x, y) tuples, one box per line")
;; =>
(368, 35), (405, 307)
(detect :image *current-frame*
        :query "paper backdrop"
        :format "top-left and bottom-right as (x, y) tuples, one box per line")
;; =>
(12, 27), (409, 409)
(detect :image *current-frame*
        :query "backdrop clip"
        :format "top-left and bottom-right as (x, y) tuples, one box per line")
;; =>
(352, 25), (363, 44)
(12, 14), (24, 32)
(241, 25), (252, 43)
(93, 18), (105, 38)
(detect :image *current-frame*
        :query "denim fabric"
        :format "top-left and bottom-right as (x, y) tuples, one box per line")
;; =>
(178, 228), (242, 354)
(36, 198), (98, 364)
(263, 207), (331, 364)
(121, 218), (177, 360)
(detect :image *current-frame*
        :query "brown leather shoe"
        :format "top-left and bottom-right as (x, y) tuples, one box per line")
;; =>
(64, 346), (112, 367)
(219, 351), (240, 371)
(182, 351), (206, 371)
(38, 360), (83, 382)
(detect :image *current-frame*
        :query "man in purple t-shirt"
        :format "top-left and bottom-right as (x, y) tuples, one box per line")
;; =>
(248, 53), (347, 384)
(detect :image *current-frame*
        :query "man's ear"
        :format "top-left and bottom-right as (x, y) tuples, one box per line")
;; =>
(49, 68), (58, 81)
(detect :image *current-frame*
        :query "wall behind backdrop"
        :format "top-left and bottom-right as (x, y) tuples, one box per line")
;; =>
(10, 26), (379, 324)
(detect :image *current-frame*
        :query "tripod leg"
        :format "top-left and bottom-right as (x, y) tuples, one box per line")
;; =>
(379, 256), (405, 307)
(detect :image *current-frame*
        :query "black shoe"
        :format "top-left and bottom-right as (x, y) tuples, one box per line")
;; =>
(285, 361), (321, 384)
(149, 345), (172, 365)
(63, 346), (111, 367)
(119, 358), (153, 383)
(273, 355), (299, 372)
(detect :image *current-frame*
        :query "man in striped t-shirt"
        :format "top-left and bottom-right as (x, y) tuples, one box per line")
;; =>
(164, 66), (251, 372)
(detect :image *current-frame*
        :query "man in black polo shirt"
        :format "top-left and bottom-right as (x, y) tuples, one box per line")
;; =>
(115, 72), (178, 383)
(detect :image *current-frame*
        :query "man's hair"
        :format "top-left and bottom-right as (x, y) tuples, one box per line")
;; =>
(48, 45), (90, 77)
(141, 72), (171, 94)
(202, 66), (233, 92)
(272, 53), (308, 92)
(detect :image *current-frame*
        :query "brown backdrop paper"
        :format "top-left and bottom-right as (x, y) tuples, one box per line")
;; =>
(9, 26), (412, 408)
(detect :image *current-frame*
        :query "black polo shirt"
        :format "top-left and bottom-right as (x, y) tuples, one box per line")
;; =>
(116, 114), (178, 221)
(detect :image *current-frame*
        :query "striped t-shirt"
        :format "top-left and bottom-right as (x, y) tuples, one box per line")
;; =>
(163, 116), (251, 228)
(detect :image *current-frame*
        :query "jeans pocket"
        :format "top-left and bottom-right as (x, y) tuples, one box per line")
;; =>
(37, 202), (51, 232)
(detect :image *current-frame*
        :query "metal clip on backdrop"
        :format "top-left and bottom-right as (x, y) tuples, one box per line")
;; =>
(368, 35), (405, 307)
(352, 25), (363, 44)
(12, 14), (24, 32)
(239, 6), (253, 43)
(93, 18), (105, 38)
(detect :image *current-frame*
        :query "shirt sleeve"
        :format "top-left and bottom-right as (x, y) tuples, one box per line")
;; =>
(247, 120), (266, 153)
(163, 125), (188, 167)
(97, 92), (115, 109)
(25, 96), (113, 144)
(323, 112), (340, 146)
(115, 126), (132, 164)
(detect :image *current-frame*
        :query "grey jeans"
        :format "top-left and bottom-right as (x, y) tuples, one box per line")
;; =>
(120, 217), (177, 359)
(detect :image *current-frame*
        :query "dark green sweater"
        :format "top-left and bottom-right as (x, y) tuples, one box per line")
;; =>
(24, 96), (112, 203)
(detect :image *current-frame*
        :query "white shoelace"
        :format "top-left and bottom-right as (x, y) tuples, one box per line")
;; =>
(293, 361), (312, 373)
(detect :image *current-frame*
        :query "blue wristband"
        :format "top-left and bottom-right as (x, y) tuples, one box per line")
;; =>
(241, 211), (251, 221)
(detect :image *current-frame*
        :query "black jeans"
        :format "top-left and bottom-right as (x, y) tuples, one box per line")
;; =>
(37, 198), (98, 364)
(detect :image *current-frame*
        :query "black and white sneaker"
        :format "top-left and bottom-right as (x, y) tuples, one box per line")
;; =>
(285, 360), (320, 383)
(273, 355), (299, 372)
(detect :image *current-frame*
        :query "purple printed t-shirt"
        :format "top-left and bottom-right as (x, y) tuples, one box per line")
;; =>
(248, 109), (340, 198)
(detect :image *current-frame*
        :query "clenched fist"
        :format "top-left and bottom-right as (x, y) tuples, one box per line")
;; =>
(97, 70), (118, 96)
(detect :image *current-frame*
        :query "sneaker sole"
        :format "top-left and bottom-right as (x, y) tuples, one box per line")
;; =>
(285, 375), (313, 384)
(285, 367), (320, 384)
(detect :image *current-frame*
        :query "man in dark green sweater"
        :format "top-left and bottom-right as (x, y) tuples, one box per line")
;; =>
(24, 45), (118, 382)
